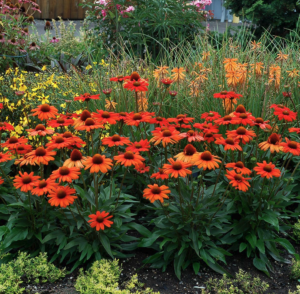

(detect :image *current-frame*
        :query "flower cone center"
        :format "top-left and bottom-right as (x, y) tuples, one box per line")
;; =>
(225, 138), (234, 145)
(60, 166), (70, 175)
(80, 110), (91, 121)
(263, 165), (273, 172)
(235, 161), (244, 168)
(162, 130), (172, 137)
(57, 118), (65, 124)
(57, 190), (67, 199)
(124, 152), (134, 160)
(133, 82), (141, 87)
(234, 174), (243, 181)
(92, 154), (104, 164)
(236, 127), (246, 135)
(112, 135), (121, 142)
(235, 105), (246, 113)
(151, 187), (161, 194)
(55, 137), (64, 143)
(85, 118), (95, 126)
(22, 176), (32, 184)
(40, 104), (50, 112)
(63, 132), (72, 138)
(96, 216), (104, 223)
(239, 113), (247, 119)
(135, 143), (142, 148)
(184, 144), (196, 156)
(200, 151), (212, 161)
(173, 162), (183, 170)
(133, 113), (142, 120)
(255, 118), (264, 124)
(282, 110), (289, 115)
(71, 150), (82, 161)
(35, 147), (46, 156)
(38, 180), (47, 189)
(288, 141), (297, 149)
(101, 111), (110, 118)
(223, 115), (232, 121)
(9, 136), (18, 143)
(130, 72), (140, 81)
(208, 113), (214, 117)
(35, 124), (46, 131)
(269, 134), (280, 144)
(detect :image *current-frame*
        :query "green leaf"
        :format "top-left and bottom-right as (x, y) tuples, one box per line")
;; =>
(99, 233), (114, 258)
(0, 226), (8, 241)
(174, 250), (187, 279)
(257, 240), (265, 254)
(246, 233), (257, 249)
(260, 211), (279, 231)
(128, 223), (151, 238)
(191, 228), (199, 256)
(206, 260), (233, 277)
(239, 242), (247, 252)
(193, 262), (200, 275)
(275, 238), (295, 254)
(253, 257), (269, 276)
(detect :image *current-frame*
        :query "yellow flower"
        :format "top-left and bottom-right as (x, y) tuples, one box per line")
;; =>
(86, 65), (92, 70)
(41, 65), (47, 71)
(171, 67), (186, 82)
(60, 103), (67, 108)
(276, 51), (288, 61)
(226, 70), (241, 87)
(250, 40), (261, 50)
(223, 58), (238, 72)
(287, 69), (299, 78)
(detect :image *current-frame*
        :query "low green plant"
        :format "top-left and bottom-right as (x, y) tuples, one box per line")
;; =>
(290, 258), (300, 280)
(290, 286), (300, 294)
(202, 269), (269, 294)
(0, 252), (65, 294)
(293, 220), (300, 242)
(75, 259), (159, 294)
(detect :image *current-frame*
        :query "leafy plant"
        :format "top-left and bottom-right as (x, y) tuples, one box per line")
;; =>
(290, 258), (300, 280)
(293, 220), (300, 242)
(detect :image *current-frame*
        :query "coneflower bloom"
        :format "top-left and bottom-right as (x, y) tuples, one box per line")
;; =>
(143, 184), (170, 203)
(26, 124), (54, 136)
(48, 186), (77, 208)
(225, 170), (251, 192)
(193, 122), (219, 133)
(203, 132), (222, 143)
(253, 161), (281, 179)
(102, 134), (131, 147)
(48, 117), (74, 128)
(213, 91), (242, 99)
(232, 112), (255, 126)
(13, 171), (40, 192)
(234, 104), (247, 114)
(73, 110), (92, 127)
(259, 133), (283, 153)
(93, 110), (120, 125)
(201, 111), (221, 122)
(83, 154), (113, 173)
(126, 139), (150, 153)
(64, 149), (87, 168)
(215, 137), (242, 151)
(151, 168), (169, 180)
(192, 151), (221, 170)
(174, 144), (198, 163)
(31, 178), (58, 196)
(124, 112), (153, 126)
(29, 42), (40, 50)
(31, 104), (58, 120)
(225, 162), (251, 175)
(161, 78), (174, 87)
(274, 108), (297, 122)
(174, 123), (192, 130)
(124, 79), (149, 92)
(114, 151), (145, 167)
(168, 114), (194, 124)
(253, 118), (272, 130)
(280, 138), (300, 156)
(74, 93), (100, 102)
(51, 166), (81, 183)
(149, 116), (170, 126)
(62, 132), (85, 149)
(215, 115), (234, 125)
(289, 128), (300, 135)
(88, 211), (113, 231)
(150, 128), (181, 147)
(135, 163), (150, 173)
(9, 144), (32, 155)
(270, 104), (290, 112)
(75, 118), (104, 132)
(179, 130), (204, 142)
(163, 158), (192, 178)
(226, 127), (256, 144)
(2, 136), (28, 149)
(0, 152), (12, 163)
(110, 75), (131, 82)
(0, 122), (14, 131)
(19, 147), (56, 166)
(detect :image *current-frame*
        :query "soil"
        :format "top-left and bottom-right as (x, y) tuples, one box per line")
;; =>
(25, 242), (299, 294)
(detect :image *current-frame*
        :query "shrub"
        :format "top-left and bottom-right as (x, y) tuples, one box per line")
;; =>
(224, 0), (300, 37)
(75, 259), (159, 294)
(290, 286), (300, 294)
(290, 258), (300, 280)
(202, 269), (269, 293)
(293, 220), (300, 242)
(0, 252), (65, 293)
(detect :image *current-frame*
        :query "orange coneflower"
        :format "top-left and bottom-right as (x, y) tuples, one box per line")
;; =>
(9, 144), (33, 155)
(13, 171), (40, 192)
(225, 170), (251, 192)
(174, 144), (198, 163)
(232, 112), (255, 126)
(192, 151), (221, 170)
(213, 91), (242, 100)
(215, 137), (242, 151)
(19, 147), (56, 166)
(75, 118), (104, 132)
(289, 127), (300, 135)
(150, 128), (181, 147)
(179, 130), (204, 142)
(150, 168), (169, 180)
(26, 124), (54, 137)
(102, 134), (131, 147)
(48, 186), (78, 208)
(193, 123), (219, 133)
(83, 154), (113, 173)
(149, 116), (170, 126)
(225, 162), (251, 175)
(215, 115), (234, 126)
(2, 136), (28, 149)
(0, 122), (14, 131)
(280, 138), (300, 156)
(46, 135), (72, 150)
(253, 118), (272, 130)
(74, 93), (100, 102)
(126, 139), (150, 153)
(48, 117), (74, 128)
(110, 75), (131, 82)
(201, 111), (221, 122)
(31, 104), (58, 121)
(62, 132), (86, 149)
(135, 163), (150, 174)
(143, 184), (170, 203)
(73, 110), (92, 128)
(31, 178), (58, 196)
(168, 114), (194, 125)
(124, 79), (149, 92)
(162, 158), (192, 178)
(88, 211), (113, 231)
(114, 151), (145, 167)
(171, 67), (186, 82)
(274, 108), (297, 122)
(203, 132), (222, 143)
(124, 112), (153, 126)
(0, 152), (12, 163)
(253, 161), (281, 179)
(259, 133), (283, 153)
(51, 166), (81, 183)
(93, 110), (120, 125)
(226, 127), (256, 144)
(64, 149), (87, 168)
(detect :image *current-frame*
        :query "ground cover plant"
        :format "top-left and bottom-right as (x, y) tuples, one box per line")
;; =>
(0, 35), (300, 288)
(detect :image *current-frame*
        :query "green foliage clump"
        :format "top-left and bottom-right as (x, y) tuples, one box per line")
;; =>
(293, 220), (300, 242)
(289, 285), (300, 294)
(75, 259), (159, 294)
(290, 259), (300, 280)
(202, 269), (269, 294)
(0, 252), (65, 294)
